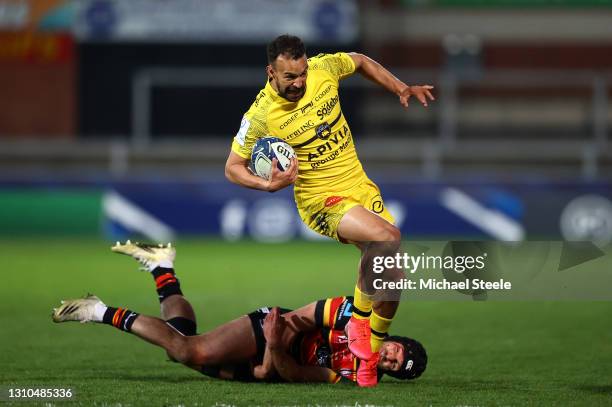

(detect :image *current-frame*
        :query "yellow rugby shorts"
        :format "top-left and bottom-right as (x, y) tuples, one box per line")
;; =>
(296, 179), (395, 242)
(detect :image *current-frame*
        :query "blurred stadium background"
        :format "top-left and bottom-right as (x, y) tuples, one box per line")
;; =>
(2, 2), (612, 405)
(1, 0), (612, 244)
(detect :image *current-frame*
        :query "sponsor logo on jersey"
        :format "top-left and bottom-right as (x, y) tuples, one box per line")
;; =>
(314, 84), (333, 102)
(285, 120), (316, 140)
(316, 122), (331, 140)
(300, 101), (314, 114)
(317, 94), (339, 120)
(280, 111), (300, 130)
(325, 196), (345, 207)
(308, 124), (351, 163)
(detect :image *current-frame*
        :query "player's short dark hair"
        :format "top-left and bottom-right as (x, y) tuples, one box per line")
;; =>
(379, 336), (428, 381)
(267, 34), (306, 64)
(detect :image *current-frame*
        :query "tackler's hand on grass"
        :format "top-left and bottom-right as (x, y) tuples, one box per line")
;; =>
(266, 157), (298, 192)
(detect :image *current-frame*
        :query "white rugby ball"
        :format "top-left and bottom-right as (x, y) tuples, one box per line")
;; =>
(249, 137), (296, 180)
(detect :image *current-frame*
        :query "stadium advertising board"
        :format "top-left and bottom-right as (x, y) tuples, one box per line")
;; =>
(2, 179), (611, 247)
(73, 0), (359, 43)
(101, 179), (612, 246)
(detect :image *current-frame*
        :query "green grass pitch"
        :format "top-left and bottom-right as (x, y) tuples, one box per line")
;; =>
(1, 238), (611, 406)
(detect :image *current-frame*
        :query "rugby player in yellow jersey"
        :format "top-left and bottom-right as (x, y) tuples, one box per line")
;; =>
(225, 34), (434, 387)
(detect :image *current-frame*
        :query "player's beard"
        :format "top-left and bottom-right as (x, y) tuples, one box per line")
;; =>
(280, 84), (306, 102)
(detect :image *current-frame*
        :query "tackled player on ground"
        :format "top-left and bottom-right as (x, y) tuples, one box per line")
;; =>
(51, 242), (427, 385)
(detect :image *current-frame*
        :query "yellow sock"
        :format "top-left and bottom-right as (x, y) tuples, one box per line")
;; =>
(370, 311), (393, 352)
(352, 285), (373, 320)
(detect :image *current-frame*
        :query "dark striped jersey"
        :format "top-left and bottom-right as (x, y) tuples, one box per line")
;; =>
(293, 296), (357, 383)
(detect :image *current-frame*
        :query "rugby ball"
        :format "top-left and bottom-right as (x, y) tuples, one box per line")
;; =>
(249, 137), (296, 180)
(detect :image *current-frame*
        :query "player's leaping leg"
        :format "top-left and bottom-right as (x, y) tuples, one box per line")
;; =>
(337, 206), (402, 359)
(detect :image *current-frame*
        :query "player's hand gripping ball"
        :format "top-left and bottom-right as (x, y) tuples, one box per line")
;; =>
(249, 137), (296, 180)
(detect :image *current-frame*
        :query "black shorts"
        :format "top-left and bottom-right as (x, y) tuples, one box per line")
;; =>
(247, 307), (292, 363)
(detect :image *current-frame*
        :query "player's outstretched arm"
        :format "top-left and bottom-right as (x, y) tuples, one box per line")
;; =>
(349, 52), (435, 109)
(225, 151), (297, 192)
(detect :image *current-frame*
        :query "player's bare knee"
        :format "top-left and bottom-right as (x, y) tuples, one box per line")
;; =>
(371, 227), (401, 251)
(369, 224), (401, 244)
(384, 224), (402, 243)
(180, 338), (211, 367)
(362, 228), (401, 275)
(165, 336), (196, 365)
(165, 350), (176, 362)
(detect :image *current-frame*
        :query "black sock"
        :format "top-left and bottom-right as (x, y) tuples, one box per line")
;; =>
(103, 307), (139, 332)
(152, 267), (183, 303)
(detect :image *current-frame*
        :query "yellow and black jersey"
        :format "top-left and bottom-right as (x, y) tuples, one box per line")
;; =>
(231, 52), (368, 200)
